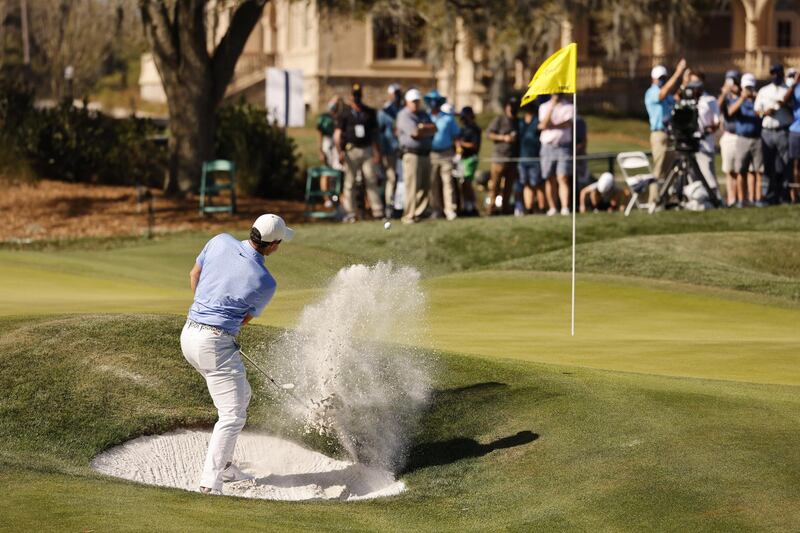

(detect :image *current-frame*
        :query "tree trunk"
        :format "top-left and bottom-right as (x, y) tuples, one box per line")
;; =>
(140, 0), (267, 196)
(164, 80), (216, 195)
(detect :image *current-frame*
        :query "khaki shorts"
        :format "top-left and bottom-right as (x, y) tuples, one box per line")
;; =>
(720, 132), (738, 174)
(734, 136), (763, 175)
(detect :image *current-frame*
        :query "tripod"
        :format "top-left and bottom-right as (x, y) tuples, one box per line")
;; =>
(650, 146), (720, 212)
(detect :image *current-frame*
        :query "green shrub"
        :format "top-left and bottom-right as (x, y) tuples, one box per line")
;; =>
(215, 103), (301, 199)
(0, 78), (165, 187)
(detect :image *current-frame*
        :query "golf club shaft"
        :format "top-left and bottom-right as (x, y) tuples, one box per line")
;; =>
(238, 348), (307, 406)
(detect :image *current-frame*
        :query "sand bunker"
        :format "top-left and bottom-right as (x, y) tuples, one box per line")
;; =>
(91, 429), (405, 501)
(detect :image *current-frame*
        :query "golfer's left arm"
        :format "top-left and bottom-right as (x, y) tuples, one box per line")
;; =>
(189, 263), (202, 294)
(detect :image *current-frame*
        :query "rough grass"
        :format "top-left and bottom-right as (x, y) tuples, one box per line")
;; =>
(1, 315), (799, 532)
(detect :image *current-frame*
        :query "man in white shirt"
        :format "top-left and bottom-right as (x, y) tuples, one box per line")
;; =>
(755, 64), (793, 204)
(689, 72), (721, 198)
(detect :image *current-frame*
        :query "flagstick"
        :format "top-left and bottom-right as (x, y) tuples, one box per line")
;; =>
(571, 93), (577, 337)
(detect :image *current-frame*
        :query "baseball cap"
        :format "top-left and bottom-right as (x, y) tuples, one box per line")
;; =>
(651, 65), (668, 79)
(251, 214), (294, 244)
(505, 95), (520, 108)
(387, 83), (401, 95)
(741, 73), (757, 88)
(724, 69), (741, 83)
(787, 67), (797, 78)
(769, 63), (784, 75)
(597, 172), (614, 194)
(441, 103), (454, 114)
(405, 88), (422, 102)
(459, 106), (475, 118)
(351, 82), (362, 95)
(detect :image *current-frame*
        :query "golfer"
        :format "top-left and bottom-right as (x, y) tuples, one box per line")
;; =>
(180, 214), (293, 495)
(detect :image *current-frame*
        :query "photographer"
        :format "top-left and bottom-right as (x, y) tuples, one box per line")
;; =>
(683, 70), (721, 199)
(719, 70), (744, 206)
(728, 73), (763, 205)
(645, 60), (687, 185)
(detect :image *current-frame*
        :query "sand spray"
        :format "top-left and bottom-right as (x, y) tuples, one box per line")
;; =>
(266, 262), (433, 471)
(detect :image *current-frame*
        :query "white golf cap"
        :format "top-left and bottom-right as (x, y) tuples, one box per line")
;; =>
(787, 67), (798, 77)
(441, 103), (454, 114)
(405, 88), (422, 102)
(597, 172), (614, 194)
(251, 214), (294, 243)
(741, 73), (757, 88)
(651, 65), (668, 79)
(387, 83), (401, 94)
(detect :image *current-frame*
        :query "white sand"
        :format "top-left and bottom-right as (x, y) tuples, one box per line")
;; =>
(91, 429), (405, 501)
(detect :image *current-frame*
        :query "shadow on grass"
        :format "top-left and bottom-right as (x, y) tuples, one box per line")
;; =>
(401, 430), (538, 474)
(399, 381), (540, 475)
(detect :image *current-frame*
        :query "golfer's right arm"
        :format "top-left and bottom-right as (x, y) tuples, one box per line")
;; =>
(190, 263), (202, 294)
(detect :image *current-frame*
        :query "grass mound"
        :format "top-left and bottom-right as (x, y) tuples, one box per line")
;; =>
(1, 315), (799, 531)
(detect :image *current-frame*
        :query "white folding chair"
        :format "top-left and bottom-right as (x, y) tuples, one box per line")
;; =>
(616, 151), (656, 216)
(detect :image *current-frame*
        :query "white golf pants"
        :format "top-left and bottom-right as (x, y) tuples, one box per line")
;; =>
(180, 321), (251, 491)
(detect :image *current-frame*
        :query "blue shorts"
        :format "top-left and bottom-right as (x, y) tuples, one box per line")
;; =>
(517, 162), (544, 188)
(789, 132), (800, 160)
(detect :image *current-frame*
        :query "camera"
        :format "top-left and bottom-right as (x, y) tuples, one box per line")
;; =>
(668, 83), (702, 152)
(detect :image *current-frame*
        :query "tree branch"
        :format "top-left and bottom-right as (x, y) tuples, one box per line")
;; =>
(211, 0), (268, 103)
(139, 0), (178, 69)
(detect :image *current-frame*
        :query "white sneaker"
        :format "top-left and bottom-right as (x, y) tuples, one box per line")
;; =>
(560, 207), (570, 216)
(445, 211), (458, 221)
(222, 463), (253, 483)
(546, 208), (557, 216)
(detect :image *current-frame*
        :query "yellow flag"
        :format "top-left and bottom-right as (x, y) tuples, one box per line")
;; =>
(521, 43), (577, 106)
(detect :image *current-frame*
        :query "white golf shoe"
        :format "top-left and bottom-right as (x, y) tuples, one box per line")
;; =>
(222, 462), (254, 482)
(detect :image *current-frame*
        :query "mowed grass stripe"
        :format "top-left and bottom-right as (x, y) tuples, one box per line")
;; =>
(1, 315), (799, 531)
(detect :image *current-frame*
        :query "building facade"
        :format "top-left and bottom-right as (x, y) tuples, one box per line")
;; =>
(139, 0), (800, 114)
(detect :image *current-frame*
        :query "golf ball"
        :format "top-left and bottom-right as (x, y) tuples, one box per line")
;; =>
(384, 221), (392, 230)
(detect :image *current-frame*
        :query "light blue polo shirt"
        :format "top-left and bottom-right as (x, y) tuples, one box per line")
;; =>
(188, 234), (276, 335)
(431, 111), (460, 152)
(645, 84), (674, 132)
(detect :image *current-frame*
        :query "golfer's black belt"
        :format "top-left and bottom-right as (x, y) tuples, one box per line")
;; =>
(186, 319), (232, 336)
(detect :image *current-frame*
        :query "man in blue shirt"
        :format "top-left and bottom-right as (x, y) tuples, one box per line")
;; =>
(645, 59), (686, 187)
(516, 101), (543, 215)
(426, 90), (460, 220)
(729, 73), (763, 205)
(181, 213), (293, 495)
(378, 84), (403, 217)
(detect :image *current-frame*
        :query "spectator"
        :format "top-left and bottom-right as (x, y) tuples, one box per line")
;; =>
(538, 93), (574, 215)
(426, 90), (460, 220)
(719, 70), (743, 206)
(316, 97), (342, 208)
(516, 101), (544, 215)
(645, 60), (687, 198)
(378, 84), (403, 218)
(396, 88), (437, 224)
(687, 72), (722, 200)
(755, 64), (793, 204)
(335, 82), (383, 222)
(579, 172), (629, 213)
(575, 115), (590, 191)
(728, 73), (763, 205)
(456, 106), (481, 216)
(486, 96), (520, 215)
(783, 67), (800, 203)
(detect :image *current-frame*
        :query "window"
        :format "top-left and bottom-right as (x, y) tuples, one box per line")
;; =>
(777, 20), (792, 48)
(372, 15), (426, 61)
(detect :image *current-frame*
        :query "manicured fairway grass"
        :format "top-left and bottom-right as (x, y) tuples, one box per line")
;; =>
(1, 315), (799, 532)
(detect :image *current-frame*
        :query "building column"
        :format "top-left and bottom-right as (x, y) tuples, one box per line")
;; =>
(560, 18), (573, 49)
(652, 22), (666, 63)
